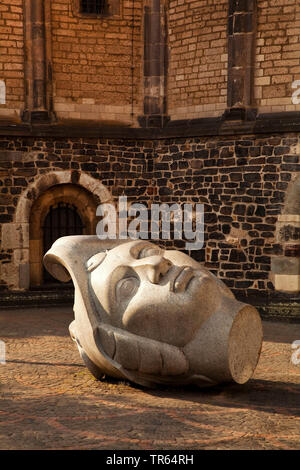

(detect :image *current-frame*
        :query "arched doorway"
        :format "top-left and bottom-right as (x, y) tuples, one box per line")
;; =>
(2, 170), (112, 291)
(29, 183), (98, 287)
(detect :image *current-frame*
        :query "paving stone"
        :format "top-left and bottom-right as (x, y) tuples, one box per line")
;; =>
(0, 306), (299, 450)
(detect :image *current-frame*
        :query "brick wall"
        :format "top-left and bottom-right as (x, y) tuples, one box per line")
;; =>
(51, 0), (143, 124)
(0, 0), (300, 124)
(255, 0), (300, 113)
(1, 132), (300, 298)
(0, 0), (24, 120)
(167, 0), (228, 121)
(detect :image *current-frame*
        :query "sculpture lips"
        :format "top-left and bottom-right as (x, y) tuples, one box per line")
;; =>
(171, 266), (194, 293)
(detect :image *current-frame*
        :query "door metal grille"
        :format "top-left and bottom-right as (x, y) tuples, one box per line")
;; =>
(43, 203), (84, 283)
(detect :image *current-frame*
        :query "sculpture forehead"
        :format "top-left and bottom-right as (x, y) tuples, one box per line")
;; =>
(112, 240), (203, 272)
(86, 240), (151, 271)
(90, 240), (162, 270)
(86, 241), (159, 285)
(88, 239), (204, 282)
(94, 239), (201, 266)
(109, 239), (161, 258)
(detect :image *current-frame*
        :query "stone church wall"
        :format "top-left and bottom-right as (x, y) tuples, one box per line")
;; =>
(0, 0), (24, 120)
(0, 132), (300, 299)
(168, 0), (228, 120)
(51, 0), (143, 125)
(255, 0), (300, 114)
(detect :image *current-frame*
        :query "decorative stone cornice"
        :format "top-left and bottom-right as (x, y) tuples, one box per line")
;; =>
(1, 110), (300, 138)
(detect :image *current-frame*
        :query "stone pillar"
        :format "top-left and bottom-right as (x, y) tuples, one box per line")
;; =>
(272, 214), (300, 293)
(1, 223), (30, 290)
(271, 175), (300, 293)
(22, 0), (54, 123)
(224, 0), (257, 121)
(138, 0), (169, 128)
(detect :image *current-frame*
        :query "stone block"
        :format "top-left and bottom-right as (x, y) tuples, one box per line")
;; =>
(0, 262), (19, 291)
(1, 223), (29, 250)
(13, 248), (29, 264)
(0, 151), (23, 161)
(19, 263), (30, 290)
(274, 274), (300, 293)
(271, 256), (300, 275)
(277, 223), (300, 243)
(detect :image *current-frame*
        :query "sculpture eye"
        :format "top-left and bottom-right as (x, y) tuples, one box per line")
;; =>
(138, 246), (162, 259)
(116, 276), (139, 301)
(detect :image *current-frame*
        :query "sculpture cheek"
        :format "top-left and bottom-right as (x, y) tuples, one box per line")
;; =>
(122, 304), (196, 347)
(122, 307), (156, 339)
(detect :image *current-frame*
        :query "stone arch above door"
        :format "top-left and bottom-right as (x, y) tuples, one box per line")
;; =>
(1, 171), (112, 290)
(15, 170), (112, 224)
(271, 174), (300, 293)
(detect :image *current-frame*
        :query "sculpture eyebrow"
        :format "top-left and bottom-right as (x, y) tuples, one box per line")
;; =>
(130, 243), (165, 262)
(86, 252), (107, 272)
(129, 241), (155, 259)
(129, 242), (148, 258)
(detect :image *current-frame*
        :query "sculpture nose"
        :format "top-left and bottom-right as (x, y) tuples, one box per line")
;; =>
(132, 255), (172, 284)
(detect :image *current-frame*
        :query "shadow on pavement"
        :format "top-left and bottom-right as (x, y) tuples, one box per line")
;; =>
(143, 378), (300, 418)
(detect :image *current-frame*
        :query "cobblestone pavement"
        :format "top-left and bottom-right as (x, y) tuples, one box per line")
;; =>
(0, 306), (299, 450)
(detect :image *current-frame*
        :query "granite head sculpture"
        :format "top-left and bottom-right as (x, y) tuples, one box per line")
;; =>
(44, 236), (263, 388)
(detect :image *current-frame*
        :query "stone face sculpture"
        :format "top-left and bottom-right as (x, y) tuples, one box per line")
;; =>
(44, 236), (263, 388)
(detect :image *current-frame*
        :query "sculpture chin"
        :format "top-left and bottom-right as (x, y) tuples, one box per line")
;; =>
(44, 236), (263, 388)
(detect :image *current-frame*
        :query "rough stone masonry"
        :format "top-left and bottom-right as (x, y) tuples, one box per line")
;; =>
(0, 0), (299, 312)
